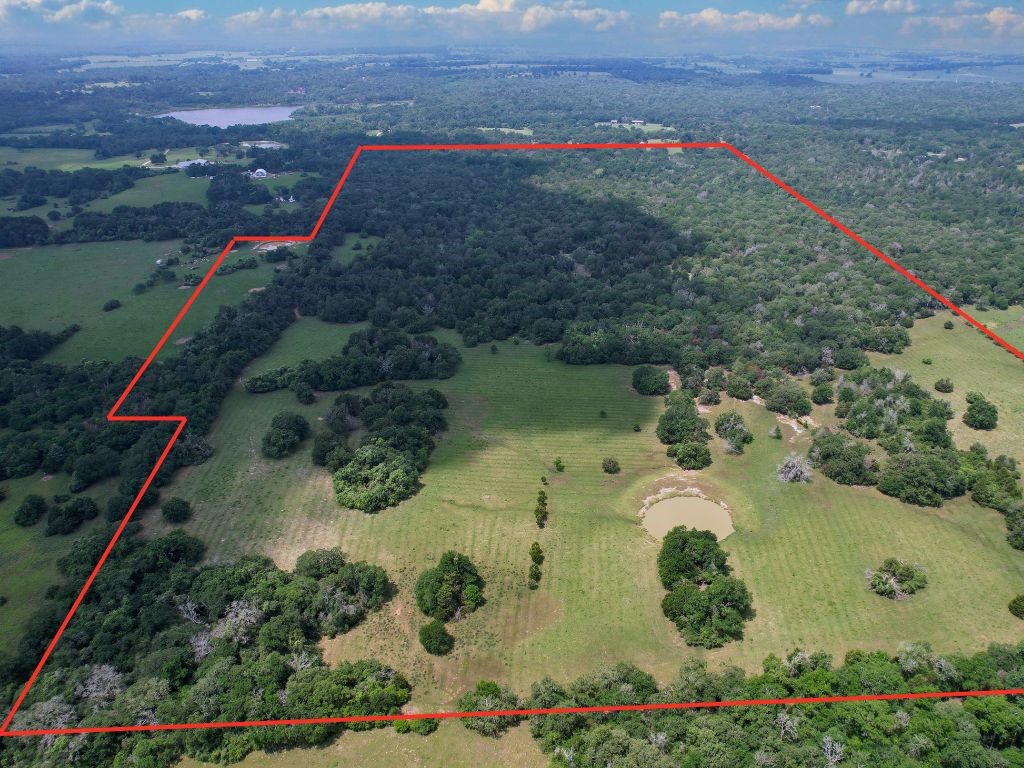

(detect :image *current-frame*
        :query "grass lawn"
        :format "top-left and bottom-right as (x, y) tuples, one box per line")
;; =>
(154, 333), (1024, 719)
(869, 306), (1024, 461)
(83, 172), (210, 213)
(179, 718), (546, 768)
(0, 240), (280, 363)
(0, 146), (210, 172)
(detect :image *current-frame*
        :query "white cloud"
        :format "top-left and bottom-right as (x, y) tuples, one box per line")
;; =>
(120, 8), (208, 31)
(984, 5), (1024, 34)
(41, 0), (121, 24)
(845, 0), (919, 15)
(902, 4), (1024, 36)
(520, 2), (629, 31)
(659, 7), (832, 31)
(227, 1), (627, 33)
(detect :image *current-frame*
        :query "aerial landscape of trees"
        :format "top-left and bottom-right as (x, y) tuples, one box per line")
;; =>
(1, 50), (1023, 766)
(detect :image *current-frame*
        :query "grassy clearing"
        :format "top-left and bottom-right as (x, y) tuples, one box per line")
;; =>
(869, 307), (1024, 461)
(84, 172), (210, 213)
(158, 337), (680, 708)
(0, 240), (278, 363)
(156, 333), (1024, 719)
(0, 146), (209, 172)
(332, 232), (381, 265)
(696, 397), (1024, 670)
(179, 718), (546, 768)
(0, 474), (115, 654)
(247, 317), (369, 376)
(477, 127), (534, 136)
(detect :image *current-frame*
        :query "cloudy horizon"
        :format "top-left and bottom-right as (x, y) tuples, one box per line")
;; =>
(0, 0), (1022, 54)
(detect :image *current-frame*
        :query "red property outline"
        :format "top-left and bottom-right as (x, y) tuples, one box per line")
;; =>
(2, 141), (1023, 739)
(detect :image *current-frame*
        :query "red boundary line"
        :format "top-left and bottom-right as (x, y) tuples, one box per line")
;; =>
(2, 141), (1022, 739)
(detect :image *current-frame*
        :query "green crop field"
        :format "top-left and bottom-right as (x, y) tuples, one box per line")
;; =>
(155, 331), (1024, 722)
(870, 307), (1024, 460)
(0, 240), (281, 363)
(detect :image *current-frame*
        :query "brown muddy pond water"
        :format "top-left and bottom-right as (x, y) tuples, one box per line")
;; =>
(641, 496), (734, 541)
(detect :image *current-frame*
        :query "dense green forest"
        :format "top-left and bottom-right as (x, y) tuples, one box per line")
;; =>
(0, 52), (1022, 766)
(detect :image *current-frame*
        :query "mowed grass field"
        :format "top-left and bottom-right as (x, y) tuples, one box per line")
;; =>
(0, 145), (212, 172)
(84, 172), (210, 213)
(870, 307), (1024, 461)
(155, 326), (1024, 727)
(0, 240), (280, 363)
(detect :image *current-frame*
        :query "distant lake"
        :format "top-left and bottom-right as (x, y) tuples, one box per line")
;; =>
(157, 105), (300, 128)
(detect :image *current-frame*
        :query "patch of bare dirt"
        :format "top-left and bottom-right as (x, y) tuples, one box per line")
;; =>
(666, 367), (682, 391)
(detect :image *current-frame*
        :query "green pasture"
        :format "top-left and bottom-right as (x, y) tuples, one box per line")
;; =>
(0, 240), (279, 363)
(156, 335), (1024, 717)
(870, 306), (1024, 460)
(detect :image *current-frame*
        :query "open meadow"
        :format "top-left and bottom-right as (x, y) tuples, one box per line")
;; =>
(870, 306), (1024, 461)
(154, 326), (1024, 721)
(0, 240), (282, 362)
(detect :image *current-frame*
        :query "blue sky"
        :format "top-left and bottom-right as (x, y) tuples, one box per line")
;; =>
(1, 0), (1022, 53)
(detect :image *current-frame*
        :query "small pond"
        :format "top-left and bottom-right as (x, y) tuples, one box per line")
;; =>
(157, 106), (300, 128)
(642, 496), (734, 541)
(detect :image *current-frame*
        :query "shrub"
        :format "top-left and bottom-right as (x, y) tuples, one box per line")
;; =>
(811, 382), (834, 405)
(867, 559), (927, 600)
(714, 411), (753, 454)
(102, 299), (122, 312)
(394, 718), (439, 735)
(419, 619), (454, 655)
(668, 441), (712, 470)
(261, 411), (311, 458)
(45, 496), (98, 536)
(877, 450), (966, 507)
(414, 551), (485, 621)
(1010, 595), (1024, 620)
(934, 378), (954, 393)
(725, 375), (753, 400)
(943, 320), (955, 329)
(765, 379), (813, 417)
(333, 441), (419, 512)
(534, 489), (549, 528)
(768, 425), (782, 439)
(632, 365), (671, 395)
(529, 542), (544, 565)
(698, 388), (721, 405)
(963, 392), (997, 430)
(161, 497), (191, 524)
(528, 563), (542, 583)
(456, 681), (524, 737)
(657, 390), (710, 445)
(777, 454), (812, 483)
(14, 494), (48, 527)
(553, 457), (565, 472)
(808, 430), (878, 486)
(602, 457), (621, 474)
